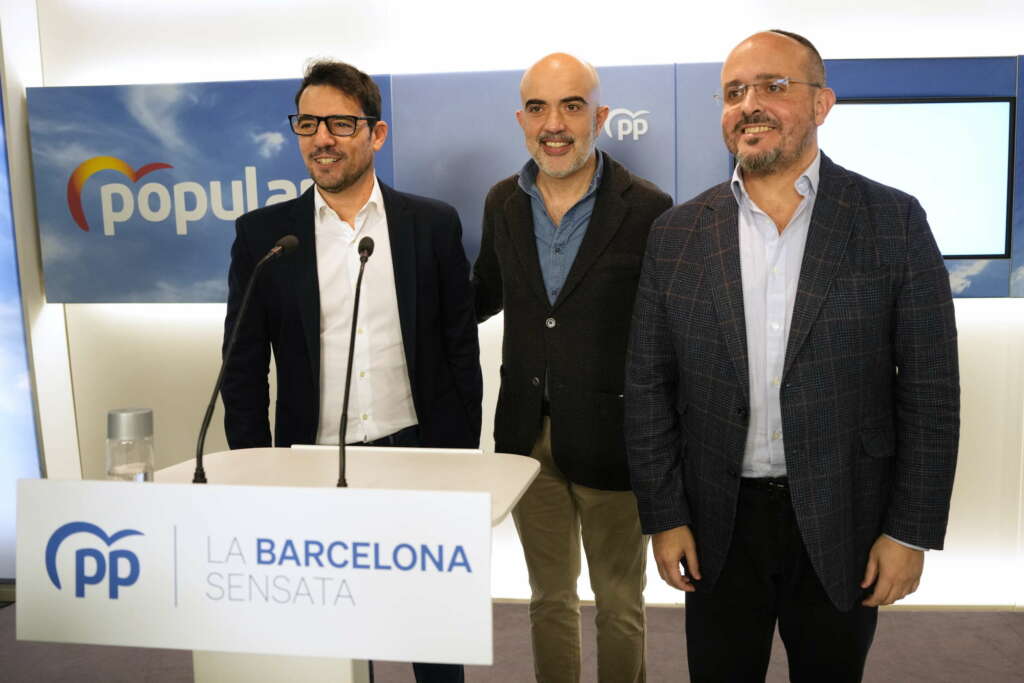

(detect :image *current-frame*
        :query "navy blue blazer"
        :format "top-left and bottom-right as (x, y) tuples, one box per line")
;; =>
(222, 182), (482, 450)
(625, 154), (960, 610)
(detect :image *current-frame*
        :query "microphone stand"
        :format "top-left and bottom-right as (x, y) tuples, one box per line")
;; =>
(193, 236), (296, 484)
(338, 237), (374, 487)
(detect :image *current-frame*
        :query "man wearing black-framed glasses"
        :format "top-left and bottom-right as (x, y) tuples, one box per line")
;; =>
(222, 61), (481, 683)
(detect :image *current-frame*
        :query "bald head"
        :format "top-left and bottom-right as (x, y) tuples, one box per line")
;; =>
(515, 52), (609, 182)
(520, 53), (602, 106)
(726, 31), (826, 87)
(719, 30), (835, 177)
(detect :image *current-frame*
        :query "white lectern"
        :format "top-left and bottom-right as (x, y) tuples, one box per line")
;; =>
(155, 446), (538, 683)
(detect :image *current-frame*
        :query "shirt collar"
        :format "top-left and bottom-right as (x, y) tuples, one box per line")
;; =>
(517, 151), (605, 199)
(730, 149), (821, 205)
(314, 174), (383, 223)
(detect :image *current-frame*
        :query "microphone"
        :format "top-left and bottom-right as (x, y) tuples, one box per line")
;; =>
(338, 236), (375, 487)
(193, 234), (299, 484)
(358, 236), (374, 261)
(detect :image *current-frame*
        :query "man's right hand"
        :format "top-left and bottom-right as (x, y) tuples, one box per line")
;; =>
(652, 525), (701, 591)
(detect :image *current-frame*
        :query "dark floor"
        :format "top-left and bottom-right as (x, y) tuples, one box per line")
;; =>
(2, 602), (1022, 682)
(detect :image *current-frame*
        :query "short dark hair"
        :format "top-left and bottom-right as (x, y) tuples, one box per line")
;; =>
(769, 29), (826, 86)
(294, 60), (382, 121)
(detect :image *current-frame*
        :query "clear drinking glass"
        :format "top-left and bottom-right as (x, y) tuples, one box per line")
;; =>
(106, 408), (155, 482)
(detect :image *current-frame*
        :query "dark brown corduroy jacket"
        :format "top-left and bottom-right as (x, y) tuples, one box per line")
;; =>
(473, 151), (673, 490)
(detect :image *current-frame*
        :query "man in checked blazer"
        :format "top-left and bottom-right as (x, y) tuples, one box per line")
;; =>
(625, 31), (959, 681)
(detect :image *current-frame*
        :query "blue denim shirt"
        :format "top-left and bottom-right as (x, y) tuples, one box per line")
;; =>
(517, 154), (605, 305)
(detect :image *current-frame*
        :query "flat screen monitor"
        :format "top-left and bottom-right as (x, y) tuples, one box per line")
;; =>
(817, 98), (1014, 259)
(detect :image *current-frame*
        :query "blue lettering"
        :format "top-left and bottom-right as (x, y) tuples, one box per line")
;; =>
(327, 541), (348, 568)
(256, 538), (275, 565)
(278, 539), (300, 566)
(373, 543), (392, 570)
(448, 545), (472, 573)
(393, 543), (416, 571)
(421, 544), (443, 572)
(304, 540), (325, 567)
(107, 549), (140, 598)
(352, 542), (370, 569)
(74, 548), (106, 597)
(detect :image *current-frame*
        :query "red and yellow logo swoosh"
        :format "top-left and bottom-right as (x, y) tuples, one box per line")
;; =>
(67, 156), (173, 231)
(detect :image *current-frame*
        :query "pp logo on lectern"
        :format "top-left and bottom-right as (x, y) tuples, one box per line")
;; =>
(45, 522), (143, 599)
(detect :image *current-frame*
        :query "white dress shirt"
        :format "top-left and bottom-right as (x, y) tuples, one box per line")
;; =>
(732, 153), (820, 478)
(313, 178), (417, 445)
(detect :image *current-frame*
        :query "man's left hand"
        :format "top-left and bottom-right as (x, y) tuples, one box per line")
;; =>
(860, 535), (925, 607)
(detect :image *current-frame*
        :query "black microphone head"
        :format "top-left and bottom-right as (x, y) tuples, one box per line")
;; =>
(276, 234), (299, 253)
(358, 236), (375, 258)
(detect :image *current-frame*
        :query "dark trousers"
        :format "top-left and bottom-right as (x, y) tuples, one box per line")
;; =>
(684, 478), (877, 683)
(364, 425), (466, 683)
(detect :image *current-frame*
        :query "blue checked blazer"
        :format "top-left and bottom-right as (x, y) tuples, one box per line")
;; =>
(625, 153), (960, 611)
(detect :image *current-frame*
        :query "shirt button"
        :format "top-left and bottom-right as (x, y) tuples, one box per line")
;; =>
(772, 430), (782, 440)
(361, 414), (369, 421)
(771, 377), (780, 387)
(357, 327), (364, 335)
(359, 371), (366, 378)
(545, 317), (556, 329)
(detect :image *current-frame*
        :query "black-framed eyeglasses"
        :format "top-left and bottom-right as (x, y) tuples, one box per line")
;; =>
(713, 77), (822, 106)
(288, 114), (378, 137)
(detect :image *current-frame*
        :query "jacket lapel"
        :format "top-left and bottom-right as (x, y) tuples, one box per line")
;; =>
(783, 154), (857, 379)
(381, 182), (418, 381)
(554, 152), (629, 309)
(703, 186), (750, 401)
(504, 183), (550, 306)
(286, 187), (321, 396)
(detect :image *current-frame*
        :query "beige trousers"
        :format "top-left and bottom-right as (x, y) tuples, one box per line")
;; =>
(512, 417), (648, 683)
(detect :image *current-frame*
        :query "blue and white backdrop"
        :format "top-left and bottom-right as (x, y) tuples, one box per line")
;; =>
(26, 57), (1024, 302)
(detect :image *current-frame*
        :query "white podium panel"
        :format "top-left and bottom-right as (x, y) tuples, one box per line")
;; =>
(16, 479), (493, 665)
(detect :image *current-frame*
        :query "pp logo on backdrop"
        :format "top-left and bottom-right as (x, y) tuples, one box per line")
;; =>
(45, 522), (143, 599)
(603, 108), (650, 141)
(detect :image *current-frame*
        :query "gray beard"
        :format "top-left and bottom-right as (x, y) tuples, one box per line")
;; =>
(736, 148), (783, 175)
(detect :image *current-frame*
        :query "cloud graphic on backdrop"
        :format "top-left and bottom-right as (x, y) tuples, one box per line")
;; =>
(66, 156), (173, 231)
(1011, 265), (1024, 295)
(947, 260), (990, 295)
(33, 142), (111, 174)
(39, 228), (77, 263)
(251, 131), (286, 159)
(123, 85), (197, 153)
(150, 278), (228, 302)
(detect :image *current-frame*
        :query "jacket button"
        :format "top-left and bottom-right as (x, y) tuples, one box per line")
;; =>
(735, 407), (749, 417)
(531, 376), (541, 387)
(545, 317), (556, 329)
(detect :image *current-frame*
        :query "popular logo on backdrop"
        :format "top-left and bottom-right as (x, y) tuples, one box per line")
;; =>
(45, 521), (143, 599)
(67, 156), (173, 232)
(65, 155), (313, 237)
(603, 108), (650, 141)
